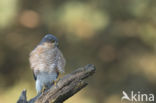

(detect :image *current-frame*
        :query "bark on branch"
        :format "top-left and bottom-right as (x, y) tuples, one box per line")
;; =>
(17, 64), (96, 103)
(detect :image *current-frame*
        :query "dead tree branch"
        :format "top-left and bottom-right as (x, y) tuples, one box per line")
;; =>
(17, 64), (96, 103)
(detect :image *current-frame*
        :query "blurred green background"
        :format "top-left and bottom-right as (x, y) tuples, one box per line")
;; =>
(0, 0), (156, 103)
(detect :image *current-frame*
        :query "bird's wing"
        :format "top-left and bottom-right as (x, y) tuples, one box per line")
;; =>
(29, 50), (37, 81)
(33, 71), (37, 81)
(57, 49), (66, 73)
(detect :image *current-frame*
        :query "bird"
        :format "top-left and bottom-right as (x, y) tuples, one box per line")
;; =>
(29, 34), (66, 94)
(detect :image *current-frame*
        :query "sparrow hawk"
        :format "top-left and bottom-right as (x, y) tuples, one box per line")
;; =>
(29, 34), (66, 94)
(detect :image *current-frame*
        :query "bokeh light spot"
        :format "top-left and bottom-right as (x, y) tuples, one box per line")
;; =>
(19, 10), (40, 28)
(58, 2), (109, 39)
(0, 0), (18, 29)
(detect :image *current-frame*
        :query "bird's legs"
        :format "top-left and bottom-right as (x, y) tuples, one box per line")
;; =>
(36, 86), (45, 95)
(54, 73), (61, 85)
(41, 85), (47, 93)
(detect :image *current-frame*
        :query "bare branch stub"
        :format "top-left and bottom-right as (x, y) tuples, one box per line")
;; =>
(17, 89), (27, 103)
(17, 64), (96, 103)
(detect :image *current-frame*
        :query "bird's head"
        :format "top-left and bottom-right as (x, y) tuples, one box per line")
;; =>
(40, 34), (59, 47)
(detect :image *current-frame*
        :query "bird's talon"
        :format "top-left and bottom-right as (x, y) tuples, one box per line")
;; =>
(54, 81), (57, 86)
(42, 85), (47, 93)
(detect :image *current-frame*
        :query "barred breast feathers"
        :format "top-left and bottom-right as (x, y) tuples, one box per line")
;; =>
(30, 45), (58, 72)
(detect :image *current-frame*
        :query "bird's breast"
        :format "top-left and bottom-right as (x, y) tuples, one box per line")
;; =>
(30, 45), (57, 73)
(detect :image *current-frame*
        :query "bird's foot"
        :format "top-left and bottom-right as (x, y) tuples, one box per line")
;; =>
(53, 78), (60, 86)
(53, 73), (61, 86)
(54, 81), (57, 86)
(41, 85), (47, 93)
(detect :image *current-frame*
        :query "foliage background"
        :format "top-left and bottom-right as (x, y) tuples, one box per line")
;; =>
(0, 0), (156, 103)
